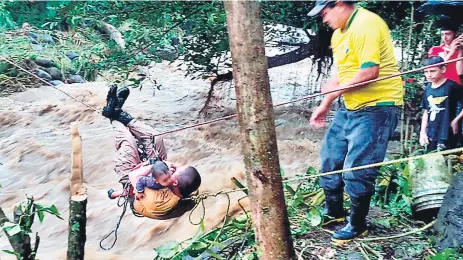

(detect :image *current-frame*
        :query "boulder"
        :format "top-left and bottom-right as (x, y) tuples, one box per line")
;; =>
(65, 51), (79, 60)
(43, 67), (62, 80)
(49, 80), (64, 86)
(39, 34), (55, 45)
(34, 69), (52, 80)
(34, 57), (55, 68)
(171, 36), (180, 46)
(434, 172), (463, 252)
(27, 33), (38, 40)
(28, 34), (39, 44)
(155, 45), (178, 61)
(68, 75), (85, 84)
(31, 44), (43, 52)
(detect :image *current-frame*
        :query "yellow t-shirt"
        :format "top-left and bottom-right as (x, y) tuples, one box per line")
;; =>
(133, 188), (180, 219)
(331, 7), (404, 110)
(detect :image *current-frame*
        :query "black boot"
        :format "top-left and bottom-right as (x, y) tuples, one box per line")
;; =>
(331, 195), (371, 245)
(116, 87), (130, 110)
(115, 111), (133, 126)
(322, 191), (347, 226)
(102, 85), (118, 118)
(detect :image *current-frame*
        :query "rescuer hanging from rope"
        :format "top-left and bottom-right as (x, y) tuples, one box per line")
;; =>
(102, 85), (201, 219)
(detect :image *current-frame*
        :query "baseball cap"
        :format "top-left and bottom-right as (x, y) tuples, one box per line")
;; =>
(307, 0), (337, 17)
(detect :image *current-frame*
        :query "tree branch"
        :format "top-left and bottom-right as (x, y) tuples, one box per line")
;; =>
(133, 7), (203, 56)
(0, 206), (21, 256)
(267, 43), (312, 68)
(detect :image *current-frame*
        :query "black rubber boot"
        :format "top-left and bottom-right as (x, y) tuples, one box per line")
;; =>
(116, 87), (130, 110)
(115, 111), (133, 126)
(322, 191), (347, 226)
(331, 195), (371, 245)
(102, 85), (118, 118)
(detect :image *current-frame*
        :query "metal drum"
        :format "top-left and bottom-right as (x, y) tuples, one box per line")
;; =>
(408, 153), (453, 213)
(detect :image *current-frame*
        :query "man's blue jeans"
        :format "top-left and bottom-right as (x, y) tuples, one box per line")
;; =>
(319, 104), (401, 198)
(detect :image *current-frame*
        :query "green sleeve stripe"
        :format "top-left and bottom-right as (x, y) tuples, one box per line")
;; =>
(360, 62), (378, 69)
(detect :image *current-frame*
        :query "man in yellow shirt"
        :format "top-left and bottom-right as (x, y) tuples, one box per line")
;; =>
(308, 1), (403, 244)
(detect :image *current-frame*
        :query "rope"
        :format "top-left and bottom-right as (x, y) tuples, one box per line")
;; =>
(153, 56), (463, 137)
(129, 197), (145, 218)
(189, 194), (207, 225)
(187, 189), (237, 226)
(0, 55), (100, 112)
(282, 147), (463, 183)
(187, 147), (463, 201)
(99, 193), (129, 250)
(99, 183), (131, 250)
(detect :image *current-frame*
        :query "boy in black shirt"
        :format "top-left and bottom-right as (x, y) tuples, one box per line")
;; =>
(420, 56), (463, 152)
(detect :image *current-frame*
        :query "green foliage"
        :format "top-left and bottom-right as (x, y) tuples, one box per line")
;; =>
(427, 248), (463, 260)
(1, 197), (62, 238)
(1, 0), (444, 89)
(372, 161), (413, 216)
(1, 196), (62, 258)
(154, 240), (181, 259)
(2, 249), (20, 257)
(0, 1), (324, 82)
(306, 207), (322, 227)
(153, 215), (254, 260)
(179, 2), (230, 79)
(0, 2), (16, 29)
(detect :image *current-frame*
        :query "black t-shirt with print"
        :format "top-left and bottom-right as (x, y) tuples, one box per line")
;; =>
(421, 79), (463, 142)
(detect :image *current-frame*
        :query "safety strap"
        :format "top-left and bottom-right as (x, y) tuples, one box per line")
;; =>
(136, 140), (149, 162)
(151, 136), (162, 161)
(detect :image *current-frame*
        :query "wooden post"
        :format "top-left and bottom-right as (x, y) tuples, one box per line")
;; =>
(67, 123), (87, 260)
(224, 2), (296, 259)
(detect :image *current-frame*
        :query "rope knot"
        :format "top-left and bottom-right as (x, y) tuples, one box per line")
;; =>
(190, 193), (209, 204)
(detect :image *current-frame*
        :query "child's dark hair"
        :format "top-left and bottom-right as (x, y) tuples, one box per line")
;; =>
(423, 56), (445, 68)
(150, 161), (169, 179)
(176, 166), (201, 198)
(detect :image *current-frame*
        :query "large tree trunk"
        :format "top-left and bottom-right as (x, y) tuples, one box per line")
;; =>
(434, 172), (463, 252)
(224, 2), (296, 259)
(67, 123), (87, 260)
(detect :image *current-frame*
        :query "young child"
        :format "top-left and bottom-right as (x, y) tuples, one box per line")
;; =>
(420, 56), (463, 152)
(108, 160), (177, 200)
